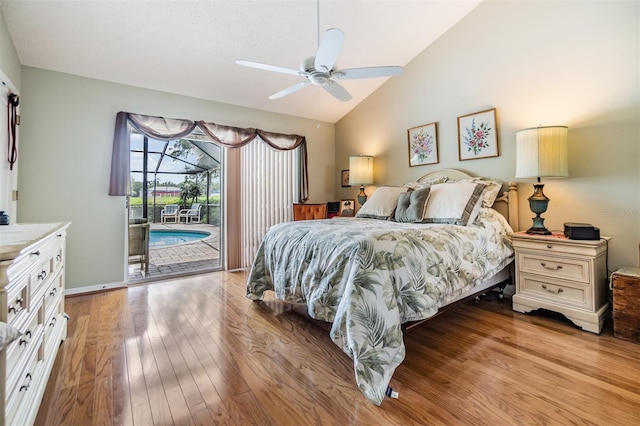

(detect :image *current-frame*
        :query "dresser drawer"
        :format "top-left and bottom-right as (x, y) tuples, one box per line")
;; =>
(30, 252), (54, 302)
(5, 338), (45, 425)
(43, 271), (64, 319)
(518, 252), (590, 283)
(5, 277), (29, 327)
(6, 306), (42, 380)
(519, 274), (592, 310)
(5, 303), (44, 396)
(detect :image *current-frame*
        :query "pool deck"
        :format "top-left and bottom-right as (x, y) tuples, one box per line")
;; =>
(128, 222), (221, 281)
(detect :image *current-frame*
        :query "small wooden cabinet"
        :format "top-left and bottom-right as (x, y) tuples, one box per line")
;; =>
(511, 232), (610, 334)
(0, 222), (70, 425)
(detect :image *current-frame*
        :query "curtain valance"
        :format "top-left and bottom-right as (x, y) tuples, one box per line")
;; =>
(109, 112), (308, 201)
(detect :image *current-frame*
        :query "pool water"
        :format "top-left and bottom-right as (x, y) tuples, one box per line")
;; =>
(149, 230), (210, 248)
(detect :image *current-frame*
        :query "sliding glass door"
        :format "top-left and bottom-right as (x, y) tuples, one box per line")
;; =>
(127, 130), (223, 281)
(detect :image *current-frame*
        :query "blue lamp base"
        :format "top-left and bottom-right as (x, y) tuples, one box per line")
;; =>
(357, 185), (368, 207)
(526, 183), (552, 235)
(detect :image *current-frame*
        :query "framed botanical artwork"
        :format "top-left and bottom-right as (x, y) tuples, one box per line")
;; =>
(457, 108), (499, 161)
(341, 169), (351, 187)
(339, 199), (355, 217)
(407, 122), (438, 167)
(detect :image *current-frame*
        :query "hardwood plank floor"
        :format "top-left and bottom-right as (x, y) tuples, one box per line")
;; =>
(36, 271), (640, 425)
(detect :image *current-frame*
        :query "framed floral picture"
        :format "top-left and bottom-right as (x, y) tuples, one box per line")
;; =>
(339, 199), (355, 217)
(457, 108), (499, 161)
(407, 122), (438, 167)
(341, 169), (350, 187)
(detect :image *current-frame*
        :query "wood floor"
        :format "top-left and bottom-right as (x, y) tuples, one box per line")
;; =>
(35, 271), (640, 425)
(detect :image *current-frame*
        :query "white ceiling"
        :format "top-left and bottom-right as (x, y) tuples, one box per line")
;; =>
(1, 0), (481, 123)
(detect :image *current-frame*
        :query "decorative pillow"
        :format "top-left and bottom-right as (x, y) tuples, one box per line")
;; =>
(0, 322), (21, 350)
(395, 187), (431, 223)
(356, 186), (408, 220)
(449, 178), (502, 207)
(423, 182), (486, 225)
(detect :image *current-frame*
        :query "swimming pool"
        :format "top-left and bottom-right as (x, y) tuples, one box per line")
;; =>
(149, 230), (211, 248)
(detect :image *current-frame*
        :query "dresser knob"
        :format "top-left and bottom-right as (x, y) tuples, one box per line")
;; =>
(546, 244), (553, 249)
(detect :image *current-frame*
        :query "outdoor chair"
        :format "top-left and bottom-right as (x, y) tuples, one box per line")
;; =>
(161, 204), (180, 223)
(128, 221), (150, 276)
(179, 203), (202, 223)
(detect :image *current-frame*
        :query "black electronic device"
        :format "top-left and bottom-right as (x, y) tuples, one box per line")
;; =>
(564, 222), (600, 240)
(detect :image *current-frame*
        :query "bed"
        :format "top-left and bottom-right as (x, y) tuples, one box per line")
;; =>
(246, 169), (518, 405)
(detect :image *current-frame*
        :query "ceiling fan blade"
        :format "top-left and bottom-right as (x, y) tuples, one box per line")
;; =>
(268, 81), (311, 100)
(314, 28), (344, 72)
(236, 60), (302, 76)
(323, 81), (352, 102)
(336, 66), (404, 80)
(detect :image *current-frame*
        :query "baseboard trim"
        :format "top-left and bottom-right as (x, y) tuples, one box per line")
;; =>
(65, 281), (127, 296)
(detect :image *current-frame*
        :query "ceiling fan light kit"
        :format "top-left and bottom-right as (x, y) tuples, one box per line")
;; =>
(236, 28), (403, 102)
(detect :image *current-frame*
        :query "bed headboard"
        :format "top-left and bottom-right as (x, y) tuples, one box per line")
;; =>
(416, 168), (519, 231)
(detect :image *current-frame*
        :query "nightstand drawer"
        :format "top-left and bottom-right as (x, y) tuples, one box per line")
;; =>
(519, 274), (591, 310)
(518, 253), (590, 283)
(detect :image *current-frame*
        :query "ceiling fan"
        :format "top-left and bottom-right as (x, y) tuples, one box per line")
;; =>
(236, 27), (403, 102)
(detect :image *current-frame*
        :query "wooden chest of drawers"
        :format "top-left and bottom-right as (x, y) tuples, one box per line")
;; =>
(511, 232), (610, 334)
(0, 223), (70, 425)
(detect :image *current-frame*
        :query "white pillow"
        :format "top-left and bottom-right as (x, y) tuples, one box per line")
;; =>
(423, 182), (486, 225)
(0, 322), (21, 350)
(449, 177), (502, 207)
(356, 186), (408, 220)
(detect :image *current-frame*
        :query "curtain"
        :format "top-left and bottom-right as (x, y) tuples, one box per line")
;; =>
(109, 112), (308, 202)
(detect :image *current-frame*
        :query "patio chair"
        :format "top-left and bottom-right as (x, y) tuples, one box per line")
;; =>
(161, 204), (180, 223)
(128, 221), (150, 276)
(179, 203), (202, 223)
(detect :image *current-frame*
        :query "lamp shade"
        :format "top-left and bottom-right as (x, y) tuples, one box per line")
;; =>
(515, 126), (569, 179)
(349, 155), (374, 185)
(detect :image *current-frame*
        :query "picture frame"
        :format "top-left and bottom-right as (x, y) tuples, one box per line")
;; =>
(341, 169), (351, 187)
(457, 108), (499, 161)
(407, 122), (439, 167)
(339, 199), (355, 217)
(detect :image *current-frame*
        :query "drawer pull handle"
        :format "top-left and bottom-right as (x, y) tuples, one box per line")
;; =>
(56, 254), (62, 261)
(540, 262), (563, 271)
(50, 287), (58, 297)
(19, 330), (32, 346)
(19, 373), (32, 392)
(38, 270), (47, 280)
(8, 297), (24, 314)
(30, 250), (41, 256)
(542, 284), (564, 294)
(50, 317), (57, 327)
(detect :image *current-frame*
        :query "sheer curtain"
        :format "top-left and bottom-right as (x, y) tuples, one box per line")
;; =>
(109, 112), (308, 269)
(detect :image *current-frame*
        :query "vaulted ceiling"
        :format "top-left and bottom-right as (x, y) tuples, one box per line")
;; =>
(1, 0), (481, 123)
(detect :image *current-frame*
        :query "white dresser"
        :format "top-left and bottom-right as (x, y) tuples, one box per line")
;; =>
(511, 231), (610, 334)
(0, 223), (70, 425)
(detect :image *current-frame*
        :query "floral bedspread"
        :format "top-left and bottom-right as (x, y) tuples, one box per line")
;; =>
(246, 208), (514, 405)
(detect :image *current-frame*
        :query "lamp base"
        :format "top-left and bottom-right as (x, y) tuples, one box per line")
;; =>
(526, 219), (552, 235)
(526, 182), (551, 235)
(357, 185), (368, 206)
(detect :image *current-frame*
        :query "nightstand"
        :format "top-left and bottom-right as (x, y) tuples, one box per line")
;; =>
(511, 232), (610, 334)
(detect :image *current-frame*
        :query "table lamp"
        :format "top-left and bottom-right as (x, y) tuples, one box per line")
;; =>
(349, 155), (374, 206)
(515, 125), (568, 235)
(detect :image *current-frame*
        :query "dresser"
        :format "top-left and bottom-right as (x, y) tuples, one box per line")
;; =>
(511, 232), (610, 334)
(0, 222), (70, 425)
